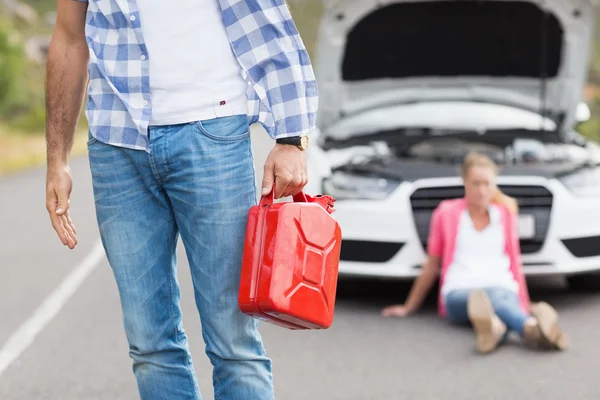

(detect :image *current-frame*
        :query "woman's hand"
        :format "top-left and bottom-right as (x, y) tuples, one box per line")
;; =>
(381, 256), (440, 319)
(381, 304), (413, 318)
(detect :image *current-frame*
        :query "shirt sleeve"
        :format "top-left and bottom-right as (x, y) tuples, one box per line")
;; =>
(427, 206), (444, 258)
(218, 0), (318, 139)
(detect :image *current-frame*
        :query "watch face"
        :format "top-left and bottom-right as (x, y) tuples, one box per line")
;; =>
(299, 135), (309, 150)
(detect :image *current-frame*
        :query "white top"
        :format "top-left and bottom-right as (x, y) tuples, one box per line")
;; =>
(137, 0), (249, 125)
(441, 205), (518, 297)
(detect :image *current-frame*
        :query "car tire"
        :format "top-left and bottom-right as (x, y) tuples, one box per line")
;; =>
(567, 273), (600, 292)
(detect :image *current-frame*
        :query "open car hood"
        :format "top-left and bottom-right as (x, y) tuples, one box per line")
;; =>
(315, 0), (596, 136)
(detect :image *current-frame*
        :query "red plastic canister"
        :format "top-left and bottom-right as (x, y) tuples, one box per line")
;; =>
(238, 189), (342, 330)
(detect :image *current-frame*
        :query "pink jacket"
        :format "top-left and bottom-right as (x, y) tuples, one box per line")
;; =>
(427, 198), (530, 317)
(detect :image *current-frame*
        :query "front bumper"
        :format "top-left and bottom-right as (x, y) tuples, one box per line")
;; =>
(334, 176), (600, 279)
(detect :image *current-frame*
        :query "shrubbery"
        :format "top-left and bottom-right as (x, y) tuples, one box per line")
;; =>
(0, 18), (30, 117)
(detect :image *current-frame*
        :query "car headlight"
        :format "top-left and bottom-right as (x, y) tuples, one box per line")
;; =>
(322, 170), (401, 200)
(558, 166), (600, 196)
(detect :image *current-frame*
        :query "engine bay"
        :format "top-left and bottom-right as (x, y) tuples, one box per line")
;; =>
(321, 128), (599, 181)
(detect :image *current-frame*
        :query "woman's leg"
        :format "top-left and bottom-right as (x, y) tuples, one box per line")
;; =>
(446, 290), (507, 354)
(483, 288), (568, 350)
(483, 288), (529, 335)
(444, 290), (471, 325)
(529, 302), (569, 350)
(466, 290), (507, 354)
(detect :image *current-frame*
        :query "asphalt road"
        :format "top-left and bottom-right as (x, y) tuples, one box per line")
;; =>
(1, 126), (600, 400)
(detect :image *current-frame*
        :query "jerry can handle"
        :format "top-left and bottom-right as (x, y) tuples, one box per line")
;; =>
(259, 184), (336, 214)
(292, 191), (309, 203)
(260, 183), (309, 206)
(258, 184), (278, 207)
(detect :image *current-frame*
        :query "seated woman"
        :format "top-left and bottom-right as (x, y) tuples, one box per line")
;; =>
(382, 152), (568, 353)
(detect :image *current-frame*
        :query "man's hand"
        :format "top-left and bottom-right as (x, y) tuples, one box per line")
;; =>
(46, 165), (77, 249)
(261, 144), (307, 199)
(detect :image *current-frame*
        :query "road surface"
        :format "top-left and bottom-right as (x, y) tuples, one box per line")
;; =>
(1, 127), (600, 399)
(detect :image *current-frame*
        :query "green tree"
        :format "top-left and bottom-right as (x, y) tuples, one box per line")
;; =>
(0, 17), (29, 117)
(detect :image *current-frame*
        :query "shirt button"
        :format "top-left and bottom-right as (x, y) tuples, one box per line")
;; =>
(129, 15), (136, 21)
(143, 100), (149, 106)
(140, 55), (146, 61)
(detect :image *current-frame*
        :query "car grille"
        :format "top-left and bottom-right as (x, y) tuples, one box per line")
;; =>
(410, 185), (553, 254)
(340, 240), (405, 263)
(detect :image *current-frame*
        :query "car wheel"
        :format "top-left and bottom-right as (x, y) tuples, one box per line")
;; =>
(567, 272), (600, 292)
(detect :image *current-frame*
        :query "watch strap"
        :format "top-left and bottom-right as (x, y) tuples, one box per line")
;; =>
(276, 136), (302, 146)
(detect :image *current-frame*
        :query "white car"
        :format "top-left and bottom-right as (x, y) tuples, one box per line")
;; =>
(304, 0), (600, 290)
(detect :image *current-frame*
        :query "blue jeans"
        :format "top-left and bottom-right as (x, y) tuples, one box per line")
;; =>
(445, 287), (529, 336)
(87, 115), (273, 400)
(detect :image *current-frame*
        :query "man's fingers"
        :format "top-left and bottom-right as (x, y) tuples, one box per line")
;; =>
(59, 215), (75, 249)
(261, 162), (275, 196)
(279, 174), (291, 198)
(46, 189), (68, 245)
(55, 187), (70, 216)
(285, 176), (303, 197)
(277, 167), (307, 198)
(61, 214), (78, 248)
(49, 212), (69, 246)
(47, 191), (76, 248)
(275, 175), (289, 199)
(46, 166), (75, 249)
(66, 212), (77, 235)
(265, 144), (308, 199)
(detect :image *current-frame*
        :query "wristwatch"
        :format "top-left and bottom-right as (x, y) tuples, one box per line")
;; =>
(276, 135), (309, 151)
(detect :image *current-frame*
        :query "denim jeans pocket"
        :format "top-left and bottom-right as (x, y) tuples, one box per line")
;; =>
(196, 114), (250, 141)
(87, 131), (99, 146)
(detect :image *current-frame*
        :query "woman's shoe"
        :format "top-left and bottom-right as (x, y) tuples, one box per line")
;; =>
(467, 290), (507, 354)
(528, 302), (568, 351)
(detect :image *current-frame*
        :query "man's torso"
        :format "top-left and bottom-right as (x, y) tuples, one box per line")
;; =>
(81, 0), (319, 152)
(136, 0), (248, 126)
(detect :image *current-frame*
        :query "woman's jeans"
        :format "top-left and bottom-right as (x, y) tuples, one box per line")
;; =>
(445, 287), (529, 336)
(87, 115), (273, 400)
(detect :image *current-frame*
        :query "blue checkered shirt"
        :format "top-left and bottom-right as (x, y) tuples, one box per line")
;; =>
(76, 0), (318, 152)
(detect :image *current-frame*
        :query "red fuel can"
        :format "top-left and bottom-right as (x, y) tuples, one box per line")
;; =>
(238, 189), (342, 330)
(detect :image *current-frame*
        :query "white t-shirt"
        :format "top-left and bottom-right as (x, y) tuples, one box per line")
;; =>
(441, 205), (518, 296)
(137, 0), (249, 125)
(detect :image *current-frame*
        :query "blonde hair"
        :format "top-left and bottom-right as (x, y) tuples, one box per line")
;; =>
(460, 152), (518, 215)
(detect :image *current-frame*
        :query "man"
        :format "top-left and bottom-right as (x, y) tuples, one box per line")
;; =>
(44, 0), (317, 398)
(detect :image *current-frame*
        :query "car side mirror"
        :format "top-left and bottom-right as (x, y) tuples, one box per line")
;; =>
(576, 102), (591, 124)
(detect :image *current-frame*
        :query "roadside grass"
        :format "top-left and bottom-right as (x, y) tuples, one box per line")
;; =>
(0, 125), (88, 177)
